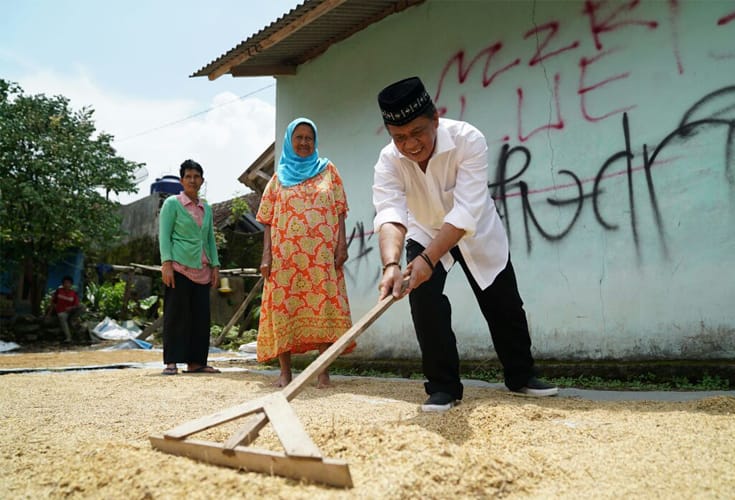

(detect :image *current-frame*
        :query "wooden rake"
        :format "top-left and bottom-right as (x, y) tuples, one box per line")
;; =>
(150, 285), (404, 488)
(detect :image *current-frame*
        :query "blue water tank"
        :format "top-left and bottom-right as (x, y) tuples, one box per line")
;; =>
(150, 175), (183, 195)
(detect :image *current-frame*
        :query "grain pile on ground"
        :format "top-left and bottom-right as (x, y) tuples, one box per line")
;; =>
(1, 350), (733, 499)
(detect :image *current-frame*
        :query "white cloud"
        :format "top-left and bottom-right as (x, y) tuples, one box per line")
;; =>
(14, 68), (276, 205)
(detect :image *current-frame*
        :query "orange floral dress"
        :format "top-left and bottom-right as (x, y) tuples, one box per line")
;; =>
(255, 163), (353, 362)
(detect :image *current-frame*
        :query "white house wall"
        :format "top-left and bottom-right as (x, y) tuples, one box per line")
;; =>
(274, 0), (735, 361)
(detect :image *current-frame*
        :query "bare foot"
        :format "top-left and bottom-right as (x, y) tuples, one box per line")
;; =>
(274, 352), (292, 388)
(316, 372), (332, 389)
(274, 373), (292, 388)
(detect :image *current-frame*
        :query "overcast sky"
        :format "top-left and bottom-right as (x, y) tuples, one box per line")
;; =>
(1, 0), (302, 204)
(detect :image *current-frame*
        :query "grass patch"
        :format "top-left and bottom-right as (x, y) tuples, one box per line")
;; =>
(326, 366), (731, 391)
(550, 373), (730, 391)
(327, 366), (404, 379)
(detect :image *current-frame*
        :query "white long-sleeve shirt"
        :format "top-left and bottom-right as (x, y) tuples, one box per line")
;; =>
(372, 118), (509, 290)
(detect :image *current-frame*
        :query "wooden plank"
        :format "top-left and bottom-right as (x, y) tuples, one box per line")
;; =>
(219, 267), (259, 276)
(136, 315), (163, 340)
(263, 393), (322, 458)
(163, 398), (266, 439)
(130, 263), (161, 272)
(111, 264), (135, 271)
(162, 283), (404, 444)
(149, 435), (353, 488)
(222, 413), (268, 452)
(120, 270), (134, 320)
(253, 170), (273, 181)
(212, 283), (406, 450)
(213, 276), (264, 346)
(221, 392), (322, 456)
(230, 64), (298, 77)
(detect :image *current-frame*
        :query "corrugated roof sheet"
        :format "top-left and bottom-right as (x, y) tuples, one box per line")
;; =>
(192, 0), (425, 80)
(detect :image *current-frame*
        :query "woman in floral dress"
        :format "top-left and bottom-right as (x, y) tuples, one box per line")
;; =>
(256, 117), (353, 388)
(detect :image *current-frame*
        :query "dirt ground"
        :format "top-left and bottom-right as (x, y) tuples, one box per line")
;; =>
(1, 349), (733, 499)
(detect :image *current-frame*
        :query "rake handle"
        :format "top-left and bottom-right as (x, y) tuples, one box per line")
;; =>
(282, 285), (404, 400)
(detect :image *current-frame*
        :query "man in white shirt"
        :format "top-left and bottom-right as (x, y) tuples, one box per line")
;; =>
(373, 76), (558, 412)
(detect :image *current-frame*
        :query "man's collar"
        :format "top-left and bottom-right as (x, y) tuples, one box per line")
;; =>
(433, 120), (455, 157)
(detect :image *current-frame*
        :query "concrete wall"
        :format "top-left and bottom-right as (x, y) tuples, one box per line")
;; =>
(274, 0), (735, 361)
(119, 193), (167, 244)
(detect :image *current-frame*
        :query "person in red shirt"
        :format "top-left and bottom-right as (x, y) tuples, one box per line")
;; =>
(47, 275), (82, 343)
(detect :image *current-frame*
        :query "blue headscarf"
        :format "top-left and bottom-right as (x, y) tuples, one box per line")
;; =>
(276, 117), (330, 187)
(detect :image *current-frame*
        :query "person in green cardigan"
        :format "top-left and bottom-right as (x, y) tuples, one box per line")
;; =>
(158, 159), (221, 375)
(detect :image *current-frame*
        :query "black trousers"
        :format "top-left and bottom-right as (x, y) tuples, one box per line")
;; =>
(162, 271), (211, 365)
(406, 240), (535, 399)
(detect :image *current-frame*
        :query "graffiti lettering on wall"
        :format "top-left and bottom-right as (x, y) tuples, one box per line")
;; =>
(713, 10), (735, 60)
(348, 86), (735, 288)
(490, 86), (735, 255)
(433, 0), (734, 139)
(343, 221), (377, 286)
(348, 1), (734, 289)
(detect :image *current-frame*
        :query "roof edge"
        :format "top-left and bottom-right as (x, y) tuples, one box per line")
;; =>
(193, 0), (348, 80)
(191, 0), (425, 80)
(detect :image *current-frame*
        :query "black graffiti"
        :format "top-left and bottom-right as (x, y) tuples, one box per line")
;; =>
(490, 143), (589, 252)
(342, 85), (735, 289)
(490, 86), (735, 255)
(344, 219), (381, 287)
(655, 85), (735, 184)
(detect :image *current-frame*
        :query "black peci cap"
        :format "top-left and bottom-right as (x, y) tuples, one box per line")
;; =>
(377, 76), (434, 126)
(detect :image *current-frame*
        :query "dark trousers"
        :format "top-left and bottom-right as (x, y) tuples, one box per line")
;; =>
(163, 271), (211, 365)
(406, 240), (535, 399)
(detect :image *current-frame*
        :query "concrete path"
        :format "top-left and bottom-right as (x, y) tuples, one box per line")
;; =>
(2, 359), (732, 402)
(461, 378), (735, 402)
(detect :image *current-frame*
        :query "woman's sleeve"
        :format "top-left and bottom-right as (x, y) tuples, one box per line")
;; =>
(256, 176), (277, 225)
(330, 163), (348, 216)
(204, 205), (220, 267)
(158, 198), (176, 262)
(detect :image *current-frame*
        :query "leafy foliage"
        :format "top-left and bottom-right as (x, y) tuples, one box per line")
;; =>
(209, 324), (258, 352)
(213, 197), (253, 254)
(230, 196), (251, 221)
(0, 80), (142, 312)
(39, 288), (56, 316)
(85, 281), (128, 319)
(85, 280), (158, 322)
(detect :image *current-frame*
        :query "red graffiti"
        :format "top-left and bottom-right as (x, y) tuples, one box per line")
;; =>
(583, 0), (658, 50)
(578, 48), (635, 122)
(434, 43), (520, 119)
(517, 73), (564, 142)
(525, 21), (580, 66)
(710, 7), (735, 60)
(667, 0), (684, 74)
(717, 11), (735, 25)
(396, 0), (731, 143)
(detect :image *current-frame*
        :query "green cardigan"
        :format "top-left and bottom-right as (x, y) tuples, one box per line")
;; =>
(158, 195), (220, 269)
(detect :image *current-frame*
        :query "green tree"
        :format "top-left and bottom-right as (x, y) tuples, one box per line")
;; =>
(0, 79), (143, 314)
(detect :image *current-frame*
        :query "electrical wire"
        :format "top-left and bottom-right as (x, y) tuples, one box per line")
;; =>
(116, 83), (274, 143)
